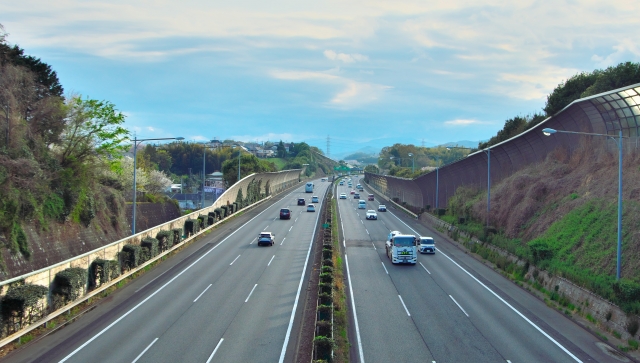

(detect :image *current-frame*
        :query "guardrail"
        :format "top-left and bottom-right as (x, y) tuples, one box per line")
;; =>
(0, 169), (302, 345)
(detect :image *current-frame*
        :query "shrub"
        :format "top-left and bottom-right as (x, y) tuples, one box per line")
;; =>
(314, 335), (334, 360)
(629, 339), (639, 350)
(319, 292), (333, 305)
(316, 320), (332, 337)
(155, 230), (173, 252)
(184, 219), (199, 236)
(317, 304), (332, 321)
(318, 282), (332, 295)
(53, 267), (87, 302)
(628, 319), (639, 337)
(172, 228), (183, 244)
(1, 284), (48, 332)
(322, 258), (333, 267)
(197, 215), (206, 229)
(89, 259), (117, 288)
(141, 237), (159, 262)
(319, 272), (333, 284)
(121, 244), (142, 270)
(321, 266), (333, 274)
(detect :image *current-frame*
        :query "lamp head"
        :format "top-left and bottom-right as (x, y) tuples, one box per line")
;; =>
(542, 128), (556, 136)
(175, 137), (185, 140)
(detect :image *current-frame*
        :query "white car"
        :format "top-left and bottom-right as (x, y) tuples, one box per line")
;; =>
(366, 210), (378, 220)
(378, 204), (387, 212)
(339, 193), (347, 199)
(312, 196), (319, 203)
(307, 204), (316, 212)
(418, 237), (436, 254)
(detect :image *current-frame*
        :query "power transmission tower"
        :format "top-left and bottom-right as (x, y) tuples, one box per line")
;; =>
(421, 139), (425, 148)
(326, 135), (331, 158)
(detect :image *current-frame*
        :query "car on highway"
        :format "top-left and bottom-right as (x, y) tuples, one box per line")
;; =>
(358, 200), (366, 209)
(297, 198), (306, 206)
(279, 208), (291, 219)
(339, 181), (344, 185)
(350, 190), (355, 194)
(368, 194), (374, 201)
(312, 196), (319, 203)
(307, 204), (316, 212)
(258, 232), (275, 246)
(321, 178), (327, 182)
(418, 237), (436, 254)
(378, 204), (387, 212)
(366, 210), (378, 220)
(339, 193), (347, 199)
(354, 193), (360, 199)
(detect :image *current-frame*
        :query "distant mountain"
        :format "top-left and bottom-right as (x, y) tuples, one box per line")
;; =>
(320, 139), (484, 161)
(438, 140), (482, 149)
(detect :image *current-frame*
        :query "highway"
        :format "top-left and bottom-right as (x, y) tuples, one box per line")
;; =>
(338, 176), (618, 363)
(3, 179), (331, 363)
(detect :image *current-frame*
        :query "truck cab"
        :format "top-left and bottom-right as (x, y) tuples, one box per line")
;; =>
(385, 231), (417, 264)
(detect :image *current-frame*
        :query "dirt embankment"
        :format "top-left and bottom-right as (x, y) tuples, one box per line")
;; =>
(458, 138), (640, 278)
(0, 191), (180, 281)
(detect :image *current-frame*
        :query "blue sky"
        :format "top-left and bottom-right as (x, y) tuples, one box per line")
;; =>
(2, 0), (640, 157)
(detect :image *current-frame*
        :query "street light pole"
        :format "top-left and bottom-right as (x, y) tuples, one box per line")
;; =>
(543, 128), (625, 280)
(408, 153), (414, 173)
(131, 136), (184, 235)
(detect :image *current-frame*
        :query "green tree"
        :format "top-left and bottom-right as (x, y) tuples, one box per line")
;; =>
(58, 97), (129, 168)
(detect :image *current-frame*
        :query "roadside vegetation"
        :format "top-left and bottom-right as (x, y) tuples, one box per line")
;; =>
(442, 139), (640, 314)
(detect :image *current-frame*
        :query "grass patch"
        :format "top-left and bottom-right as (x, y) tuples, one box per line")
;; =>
(613, 330), (622, 339)
(330, 197), (349, 362)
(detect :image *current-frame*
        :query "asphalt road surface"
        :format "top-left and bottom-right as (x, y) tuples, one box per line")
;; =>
(338, 175), (621, 363)
(4, 179), (331, 363)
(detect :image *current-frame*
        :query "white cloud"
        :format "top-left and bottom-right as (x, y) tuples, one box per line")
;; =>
(444, 119), (487, 126)
(231, 133), (298, 142)
(324, 50), (369, 63)
(270, 69), (391, 108)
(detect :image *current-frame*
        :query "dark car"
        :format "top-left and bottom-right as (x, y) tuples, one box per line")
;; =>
(297, 198), (306, 206)
(280, 208), (291, 219)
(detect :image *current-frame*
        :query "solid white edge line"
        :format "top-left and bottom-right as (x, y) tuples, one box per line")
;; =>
(245, 284), (258, 303)
(193, 284), (212, 303)
(449, 295), (469, 317)
(58, 189), (293, 363)
(381, 261), (388, 274)
(398, 295), (411, 316)
(206, 338), (224, 363)
(268, 255), (275, 266)
(230, 255), (241, 265)
(387, 210), (583, 363)
(278, 185), (324, 363)
(131, 337), (158, 363)
(371, 242), (376, 250)
(419, 262), (431, 274)
(281, 237), (286, 246)
(345, 255), (365, 363)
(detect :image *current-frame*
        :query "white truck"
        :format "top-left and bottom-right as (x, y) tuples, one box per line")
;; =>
(305, 182), (314, 193)
(385, 231), (417, 265)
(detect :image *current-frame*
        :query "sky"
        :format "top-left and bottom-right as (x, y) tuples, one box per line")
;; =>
(2, 0), (640, 158)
